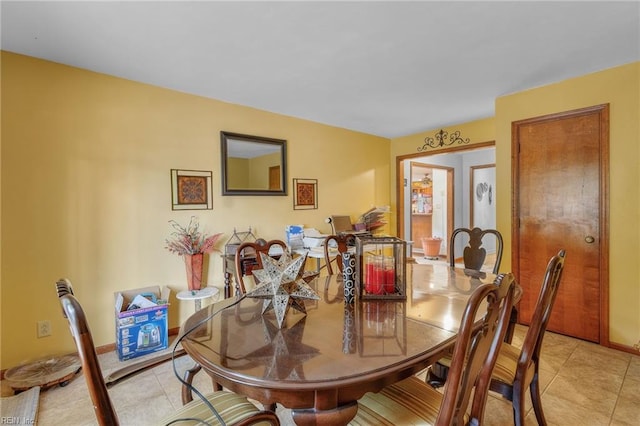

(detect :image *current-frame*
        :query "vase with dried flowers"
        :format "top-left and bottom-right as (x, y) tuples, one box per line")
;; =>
(165, 216), (223, 291)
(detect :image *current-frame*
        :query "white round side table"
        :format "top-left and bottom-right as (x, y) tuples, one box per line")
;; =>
(176, 287), (219, 311)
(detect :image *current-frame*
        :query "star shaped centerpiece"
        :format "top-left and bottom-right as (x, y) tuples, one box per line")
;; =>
(245, 251), (319, 328)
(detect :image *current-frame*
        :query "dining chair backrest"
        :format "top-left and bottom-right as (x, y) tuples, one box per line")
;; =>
(439, 273), (517, 424)
(235, 239), (288, 295)
(509, 249), (565, 385)
(56, 278), (121, 425)
(488, 249), (566, 426)
(323, 234), (355, 275)
(449, 227), (504, 274)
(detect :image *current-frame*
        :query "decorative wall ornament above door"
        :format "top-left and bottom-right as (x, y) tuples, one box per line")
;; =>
(417, 129), (470, 152)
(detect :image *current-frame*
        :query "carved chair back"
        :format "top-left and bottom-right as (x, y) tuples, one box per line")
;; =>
(438, 273), (517, 424)
(489, 249), (566, 426)
(449, 227), (504, 274)
(323, 234), (356, 275)
(235, 239), (288, 295)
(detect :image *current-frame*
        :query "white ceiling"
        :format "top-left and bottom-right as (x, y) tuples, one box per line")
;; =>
(2, 1), (638, 138)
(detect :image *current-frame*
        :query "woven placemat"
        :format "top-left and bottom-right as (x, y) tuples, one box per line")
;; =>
(0, 386), (40, 424)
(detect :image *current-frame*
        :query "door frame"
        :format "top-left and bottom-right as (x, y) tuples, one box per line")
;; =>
(511, 104), (610, 345)
(396, 141), (495, 259)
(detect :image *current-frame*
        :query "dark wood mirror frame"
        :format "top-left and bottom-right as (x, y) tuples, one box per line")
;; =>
(220, 131), (287, 196)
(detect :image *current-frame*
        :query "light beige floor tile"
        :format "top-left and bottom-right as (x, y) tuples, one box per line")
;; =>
(611, 381), (640, 426)
(570, 341), (631, 372)
(544, 373), (618, 418)
(155, 360), (216, 410)
(108, 369), (163, 406)
(538, 333), (578, 373)
(625, 354), (640, 380)
(556, 360), (625, 396)
(618, 374), (640, 400)
(557, 343), (630, 403)
(509, 324), (528, 348)
(114, 392), (175, 425)
(536, 362), (558, 392)
(538, 391), (612, 426)
(36, 381), (97, 426)
(611, 397), (640, 425)
(483, 395), (517, 425)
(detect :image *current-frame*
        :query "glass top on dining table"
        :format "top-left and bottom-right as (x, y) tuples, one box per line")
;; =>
(180, 263), (498, 385)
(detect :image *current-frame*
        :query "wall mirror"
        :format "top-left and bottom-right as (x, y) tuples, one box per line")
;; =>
(220, 131), (287, 196)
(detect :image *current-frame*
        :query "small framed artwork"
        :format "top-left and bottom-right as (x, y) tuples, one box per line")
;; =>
(470, 164), (496, 229)
(171, 169), (213, 210)
(293, 178), (318, 210)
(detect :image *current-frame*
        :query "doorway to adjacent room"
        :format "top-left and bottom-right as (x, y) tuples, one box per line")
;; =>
(397, 142), (496, 263)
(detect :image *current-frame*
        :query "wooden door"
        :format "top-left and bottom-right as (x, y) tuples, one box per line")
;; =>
(268, 166), (281, 190)
(512, 104), (609, 343)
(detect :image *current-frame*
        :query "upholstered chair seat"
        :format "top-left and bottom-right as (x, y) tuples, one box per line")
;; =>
(158, 391), (277, 426)
(351, 376), (469, 425)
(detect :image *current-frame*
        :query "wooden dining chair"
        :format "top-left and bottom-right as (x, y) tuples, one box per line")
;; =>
(323, 234), (355, 275)
(55, 278), (280, 426)
(442, 227), (518, 340)
(234, 239), (288, 295)
(427, 250), (566, 425)
(449, 227), (504, 274)
(431, 228), (505, 388)
(489, 249), (566, 426)
(448, 226), (517, 344)
(350, 273), (517, 426)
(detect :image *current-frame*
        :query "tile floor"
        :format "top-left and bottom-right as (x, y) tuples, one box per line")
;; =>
(3, 325), (639, 425)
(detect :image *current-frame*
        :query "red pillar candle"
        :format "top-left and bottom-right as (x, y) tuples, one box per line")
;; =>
(365, 257), (375, 293)
(373, 254), (386, 294)
(383, 256), (395, 293)
(373, 266), (385, 294)
(384, 269), (395, 293)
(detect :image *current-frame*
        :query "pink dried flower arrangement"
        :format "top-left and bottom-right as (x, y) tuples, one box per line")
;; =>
(165, 216), (223, 256)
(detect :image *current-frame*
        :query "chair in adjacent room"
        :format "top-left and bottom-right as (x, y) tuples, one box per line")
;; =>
(234, 239), (288, 295)
(349, 273), (517, 426)
(55, 278), (280, 426)
(449, 227), (504, 274)
(489, 249), (566, 426)
(322, 234), (356, 275)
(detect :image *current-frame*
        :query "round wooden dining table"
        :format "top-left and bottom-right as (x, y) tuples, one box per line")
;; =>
(180, 263), (499, 425)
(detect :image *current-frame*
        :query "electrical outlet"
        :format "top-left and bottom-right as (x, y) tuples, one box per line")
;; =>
(37, 320), (51, 338)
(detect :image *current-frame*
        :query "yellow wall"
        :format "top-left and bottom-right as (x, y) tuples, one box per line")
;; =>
(227, 157), (250, 188)
(0, 52), (389, 369)
(391, 62), (640, 348)
(249, 152), (281, 189)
